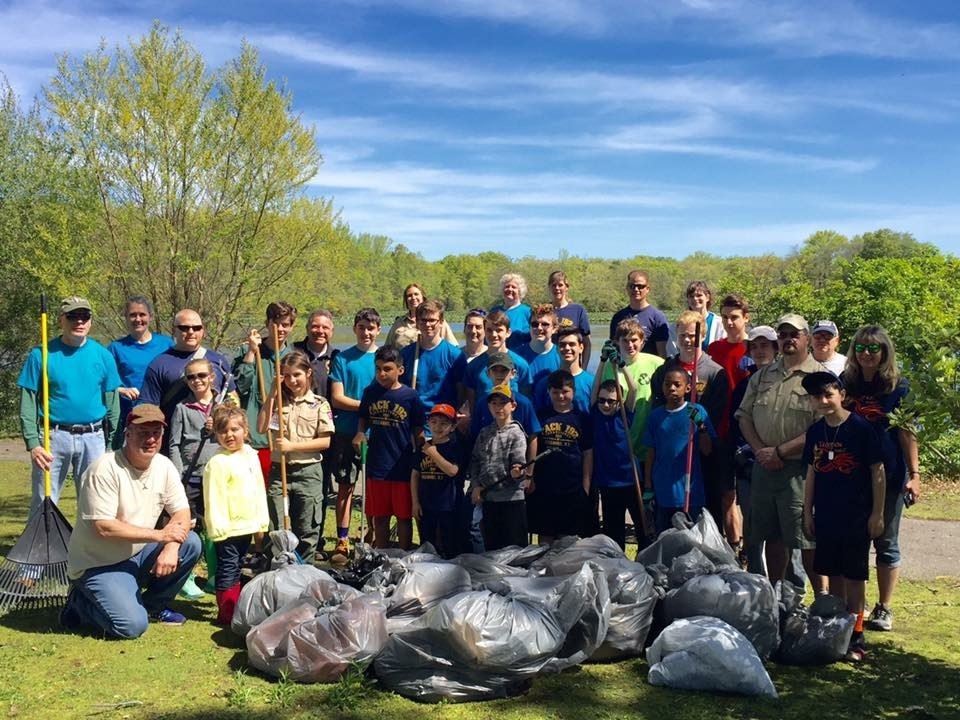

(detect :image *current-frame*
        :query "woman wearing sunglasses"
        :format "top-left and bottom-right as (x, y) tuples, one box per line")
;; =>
(842, 325), (921, 633)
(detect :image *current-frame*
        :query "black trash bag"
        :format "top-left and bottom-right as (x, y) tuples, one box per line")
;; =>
(647, 616), (778, 699)
(588, 557), (657, 660)
(666, 547), (717, 589)
(326, 544), (392, 589)
(374, 564), (610, 703)
(662, 571), (779, 660)
(385, 562), (472, 618)
(530, 535), (626, 576)
(479, 543), (551, 568)
(246, 582), (388, 683)
(635, 510), (737, 569)
(454, 553), (529, 588)
(484, 563), (610, 667)
(232, 565), (335, 636)
(776, 582), (855, 666)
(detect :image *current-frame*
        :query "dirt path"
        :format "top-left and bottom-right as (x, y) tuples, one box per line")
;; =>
(1, 438), (955, 580)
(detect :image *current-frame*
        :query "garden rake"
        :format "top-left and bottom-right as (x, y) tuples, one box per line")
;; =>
(0, 295), (73, 614)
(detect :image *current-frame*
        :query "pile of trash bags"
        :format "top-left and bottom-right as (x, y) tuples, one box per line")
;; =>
(230, 511), (856, 702)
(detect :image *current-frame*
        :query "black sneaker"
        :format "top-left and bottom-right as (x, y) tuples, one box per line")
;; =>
(866, 603), (893, 631)
(845, 634), (868, 662)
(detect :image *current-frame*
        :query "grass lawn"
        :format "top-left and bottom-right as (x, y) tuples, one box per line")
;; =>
(908, 476), (960, 522)
(1, 460), (958, 720)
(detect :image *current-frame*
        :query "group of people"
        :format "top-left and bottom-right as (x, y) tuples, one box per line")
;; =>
(17, 272), (921, 660)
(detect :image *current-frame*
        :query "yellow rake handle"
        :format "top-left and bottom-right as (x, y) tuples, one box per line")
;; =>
(40, 294), (52, 499)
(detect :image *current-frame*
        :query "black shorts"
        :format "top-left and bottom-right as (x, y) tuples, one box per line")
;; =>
(328, 433), (360, 487)
(814, 533), (870, 581)
(528, 489), (587, 537)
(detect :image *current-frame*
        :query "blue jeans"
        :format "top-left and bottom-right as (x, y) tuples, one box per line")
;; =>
(63, 532), (201, 639)
(31, 427), (105, 515)
(874, 488), (904, 568)
(215, 535), (251, 591)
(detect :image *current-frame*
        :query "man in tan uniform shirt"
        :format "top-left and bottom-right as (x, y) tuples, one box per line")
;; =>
(736, 314), (826, 592)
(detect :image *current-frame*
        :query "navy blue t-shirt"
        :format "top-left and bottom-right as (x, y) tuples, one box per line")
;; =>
(359, 383), (426, 482)
(609, 305), (669, 355)
(846, 378), (910, 492)
(803, 413), (883, 538)
(535, 410), (593, 495)
(554, 303), (591, 337)
(416, 436), (464, 513)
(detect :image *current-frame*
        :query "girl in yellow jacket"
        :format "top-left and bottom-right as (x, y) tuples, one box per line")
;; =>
(203, 405), (269, 625)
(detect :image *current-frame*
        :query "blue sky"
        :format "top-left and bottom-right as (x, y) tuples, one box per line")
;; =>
(2, 0), (959, 259)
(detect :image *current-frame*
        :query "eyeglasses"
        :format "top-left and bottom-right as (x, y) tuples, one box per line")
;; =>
(531, 321), (553, 328)
(468, 308), (488, 318)
(854, 343), (882, 354)
(597, 397), (618, 406)
(419, 317), (441, 325)
(176, 324), (203, 332)
(65, 311), (92, 322)
(628, 283), (648, 290)
(185, 373), (210, 381)
(777, 330), (802, 340)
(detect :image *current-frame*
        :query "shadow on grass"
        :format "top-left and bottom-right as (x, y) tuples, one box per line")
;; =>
(0, 494), (36, 556)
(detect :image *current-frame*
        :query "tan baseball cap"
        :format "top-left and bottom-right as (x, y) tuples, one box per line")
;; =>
(776, 313), (809, 333)
(127, 404), (167, 426)
(59, 296), (92, 314)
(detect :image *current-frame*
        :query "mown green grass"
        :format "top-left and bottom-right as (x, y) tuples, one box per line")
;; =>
(908, 476), (960, 522)
(1, 460), (958, 720)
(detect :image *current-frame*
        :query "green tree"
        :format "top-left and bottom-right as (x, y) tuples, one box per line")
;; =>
(43, 24), (320, 345)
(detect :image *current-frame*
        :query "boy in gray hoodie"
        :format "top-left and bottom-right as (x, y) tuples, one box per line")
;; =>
(468, 384), (528, 550)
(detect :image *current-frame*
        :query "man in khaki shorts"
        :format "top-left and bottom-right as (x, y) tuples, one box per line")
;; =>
(736, 313), (826, 593)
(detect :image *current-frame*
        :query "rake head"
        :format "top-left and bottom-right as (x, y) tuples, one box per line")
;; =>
(0, 497), (73, 615)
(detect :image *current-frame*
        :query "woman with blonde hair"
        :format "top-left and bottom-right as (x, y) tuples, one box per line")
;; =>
(842, 324), (921, 632)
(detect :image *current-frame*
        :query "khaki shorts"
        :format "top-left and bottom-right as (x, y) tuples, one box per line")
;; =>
(747, 461), (814, 550)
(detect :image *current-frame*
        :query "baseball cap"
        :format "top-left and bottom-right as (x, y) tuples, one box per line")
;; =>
(811, 320), (839, 337)
(60, 296), (92, 314)
(776, 313), (809, 333)
(747, 325), (777, 343)
(487, 383), (514, 402)
(429, 403), (457, 421)
(801, 371), (844, 395)
(486, 351), (514, 370)
(127, 403), (167, 426)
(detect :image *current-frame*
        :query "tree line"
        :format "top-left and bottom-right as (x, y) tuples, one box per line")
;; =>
(0, 25), (957, 474)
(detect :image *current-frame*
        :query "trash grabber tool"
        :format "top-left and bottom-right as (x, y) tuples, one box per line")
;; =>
(272, 324), (291, 530)
(683, 321), (702, 515)
(614, 367), (653, 541)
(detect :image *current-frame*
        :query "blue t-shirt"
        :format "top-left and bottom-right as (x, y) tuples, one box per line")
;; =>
(400, 340), (462, 410)
(641, 402), (715, 508)
(803, 413), (882, 537)
(491, 303), (532, 350)
(515, 344), (562, 390)
(609, 305), (670, 355)
(535, 410), (593, 495)
(554, 303), (591, 336)
(18, 338), (121, 424)
(139, 347), (234, 421)
(108, 333), (175, 421)
(359, 383), (426, 482)
(463, 349), (532, 397)
(591, 405), (636, 489)
(471, 391), (542, 439)
(846, 378), (910, 492)
(329, 345), (377, 435)
(533, 370), (594, 415)
(416, 436), (464, 513)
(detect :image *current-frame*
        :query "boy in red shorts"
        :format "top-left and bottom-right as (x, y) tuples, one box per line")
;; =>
(354, 346), (425, 550)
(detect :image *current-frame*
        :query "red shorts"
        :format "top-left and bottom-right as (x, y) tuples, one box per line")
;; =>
(366, 478), (413, 520)
(257, 448), (272, 489)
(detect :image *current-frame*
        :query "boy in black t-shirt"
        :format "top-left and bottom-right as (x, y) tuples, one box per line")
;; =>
(530, 369), (594, 543)
(354, 346), (425, 550)
(801, 371), (885, 662)
(411, 403), (463, 558)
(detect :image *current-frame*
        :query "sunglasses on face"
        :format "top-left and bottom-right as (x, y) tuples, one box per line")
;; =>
(597, 397), (618, 406)
(66, 311), (92, 322)
(468, 308), (488, 317)
(185, 373), (210, 381)
(176, 324), (203, 332)
(628, 283), (648, 290)
(531, 320), (553, 328)
(854, 343), (882, 354)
